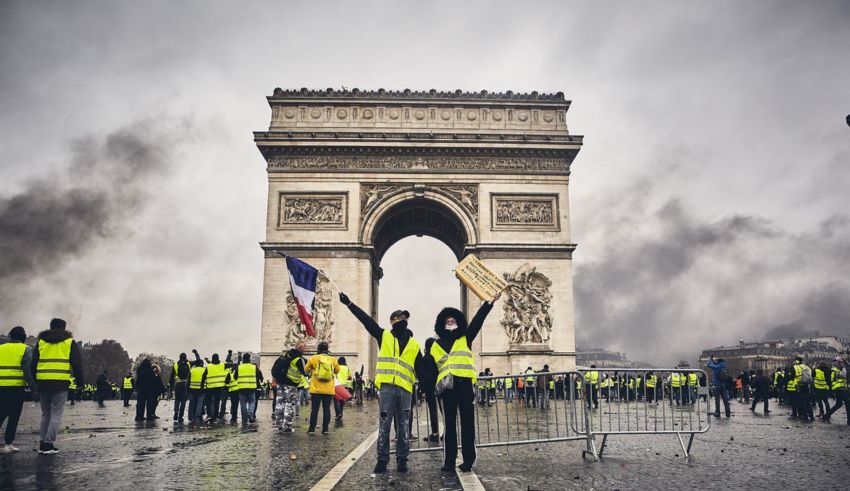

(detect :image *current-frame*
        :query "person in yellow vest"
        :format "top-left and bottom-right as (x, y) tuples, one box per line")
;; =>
(424, 294), (500, 474)
(523, 367), (537, 408)
(233, 353), (263, 427)
(504, 374), (515, 402)
(823, 358), (848, 425)
(203, 353), (227, 424)
(68, 375), (77, 405)
(584, 365), (600, 409)
(687, 371), (699, 405)
(169, 352), (191, 424)
(122, 372), (134, 407)
(339, 292), (418, 474)
(668, 371), (684, 406)
(224, 362), (240, 423)
(218, 350), (234, 420)
(187, 356), (207, 425)
(271, 342), (307, 432)
(792, 357), (814, 422)
(812, 362), (832, 418)
(645, 372), (658, 403)
(304, 341), (341, 436)
(0, 326), (37, 453)
(31, 318), (84, 455)
(785, 364), (799, 418)
(334, 356), (354, 422)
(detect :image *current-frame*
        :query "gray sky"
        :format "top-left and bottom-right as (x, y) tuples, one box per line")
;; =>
(1, 1), (849, 364)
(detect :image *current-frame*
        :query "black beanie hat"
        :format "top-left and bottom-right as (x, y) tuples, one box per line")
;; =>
(9, 326), (26, 342)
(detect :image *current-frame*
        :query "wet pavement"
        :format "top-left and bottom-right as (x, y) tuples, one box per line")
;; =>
(2, 397), (849, 490)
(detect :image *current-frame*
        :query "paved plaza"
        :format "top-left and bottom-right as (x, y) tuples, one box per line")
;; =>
(1, 396), (848, 490)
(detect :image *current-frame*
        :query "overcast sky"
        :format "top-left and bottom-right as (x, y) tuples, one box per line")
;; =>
(1, 1), (848, 365)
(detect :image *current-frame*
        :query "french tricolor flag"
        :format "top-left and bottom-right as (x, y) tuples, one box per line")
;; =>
(285, 255), (319, 337)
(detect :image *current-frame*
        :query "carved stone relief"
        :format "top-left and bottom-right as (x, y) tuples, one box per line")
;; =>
(501, 264), (553, 345)
(270, 155), (569, 173)
(279, 193), (347, 228)
(492, 194), (559, 230)
(360, 183), (479, 221)
(284, 276), (335, 345)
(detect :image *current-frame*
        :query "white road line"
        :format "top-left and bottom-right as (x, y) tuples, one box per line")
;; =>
(309, 429), (379, 491)
(456, 469), (486, 491)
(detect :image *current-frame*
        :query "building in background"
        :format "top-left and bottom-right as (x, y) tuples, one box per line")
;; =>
(576, 347), (653, 369)
(699, 335), (850, 374)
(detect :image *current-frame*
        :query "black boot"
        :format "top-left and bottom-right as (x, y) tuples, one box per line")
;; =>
(373, 460), (388, 474)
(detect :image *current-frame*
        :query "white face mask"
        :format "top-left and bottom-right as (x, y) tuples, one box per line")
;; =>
(445, 324), (456, 331)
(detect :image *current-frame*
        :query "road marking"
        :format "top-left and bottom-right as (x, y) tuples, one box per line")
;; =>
(309, 429), (379, 491)
(456, 469), (486, 491)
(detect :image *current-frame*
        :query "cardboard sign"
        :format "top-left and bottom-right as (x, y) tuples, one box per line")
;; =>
(454, 255), (507, 302)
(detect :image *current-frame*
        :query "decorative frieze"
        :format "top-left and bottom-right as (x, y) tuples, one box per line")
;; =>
(491, 194), (559, 231)
(278, 193), (347, 229)
(268, 154), (570, 174)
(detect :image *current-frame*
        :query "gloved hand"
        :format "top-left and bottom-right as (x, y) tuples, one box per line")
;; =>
(339, 292), (351, 305)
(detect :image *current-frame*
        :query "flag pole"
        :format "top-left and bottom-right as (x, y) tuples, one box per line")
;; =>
(275, 250), (342, 292)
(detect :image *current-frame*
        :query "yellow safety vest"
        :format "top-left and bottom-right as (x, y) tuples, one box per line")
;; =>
(831, 367), (845, 390)
(687, 373), (698, 387)
(548, 379), (554, 390)
(338, 365), (352, 388)
(670, 373), (682, 388)
(36, 338), (73, 382)
(505, 377), (513, 389)
(287, 357), (304, 385)
(646, 375), (657, 388)
(123, 376), (133, 389)
(206, 362), (226, 389)
(430, 336), (476, 387)
(813, 368), (829, 390)
(226, 368), (239, 392)
(298, 376), (310, 389)
(376, 330), (419, 393)
(0, 342), (27, 387)
(787, 365), (801, 391)
(587, 371), (599, 386)
(189, 366), (206, 390)
(237, 363), (258, 390)
(69, 376), (77, 390)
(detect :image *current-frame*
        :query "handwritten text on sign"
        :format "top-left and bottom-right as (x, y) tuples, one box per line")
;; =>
(454, 255), (507, 302)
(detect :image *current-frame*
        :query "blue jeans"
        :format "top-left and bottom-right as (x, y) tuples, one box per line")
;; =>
(377, 384), (412, 463)
(239, 390), (256, 424)
(188, 392), (205, 422)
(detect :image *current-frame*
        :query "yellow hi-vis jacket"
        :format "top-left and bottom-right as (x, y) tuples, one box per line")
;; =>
(36, 338), (72, 382)
(189, 366), (206, 390)
(813, 368), (829, 390)
(430, 336), (476, 387)
(0, 342), (27, 387)
(206, 362), (226, 389)
(237, 363), (258, 390)
(123, 376), (133, 389)
(376, 330), (419, 393)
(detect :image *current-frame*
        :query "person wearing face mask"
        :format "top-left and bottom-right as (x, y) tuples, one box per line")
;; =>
(424, 293), (500, 473)
(338, 293), (422, 475)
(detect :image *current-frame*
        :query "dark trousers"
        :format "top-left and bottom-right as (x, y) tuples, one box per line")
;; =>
(135, 394), (157, 420)
(814, 389), (831, 415)
(205, 388), (223, 421)
(825, 389), (849, 424)
(229, 392), (239, 419)
(173, 382), (187, 421)
(751, 392), (769, 413)
(123, 389), (132, 406)
(584, 384), (598, 408)
(334, 398), (345, 418)
(796, 384), (814, 420)
(426, 391), (440, 435)
(309, 394), (332, 432)
(441, 381), (476, 467)
(0, 388), (26, 445)
(524, 386), (536, 407)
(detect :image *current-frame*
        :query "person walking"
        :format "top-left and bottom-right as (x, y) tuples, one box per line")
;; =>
(122, 372), (134, 407)
(304, 341), (340, 436)
(339, 293), (419, 474)
(187, 355), (207, 425)
(334, 356), (353, 422)
(706, 355), (730, 418)
(813, 362), (832, 418)
(233, 353), (262, 427)
(203, 353), (226, 424)
(0, 326), (38, 454)
(271, 342), (307, 433)
(823, 358), (848, 425)
(169, 353), (191, 424)
(584, 365), (600, 409)
(793, 358), (814, 422)
(31, 318), (84, 454)
(95, 371), (110, 407)
(424, 294), (500, 473)
(749, 369), (771, 414)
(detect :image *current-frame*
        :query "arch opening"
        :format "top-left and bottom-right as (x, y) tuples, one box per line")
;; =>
(371, 197), (470, 262)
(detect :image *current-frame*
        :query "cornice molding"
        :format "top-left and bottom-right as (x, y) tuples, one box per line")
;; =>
(270, 87), (568, 103)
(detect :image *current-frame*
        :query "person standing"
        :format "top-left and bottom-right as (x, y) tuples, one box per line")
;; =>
(121, 372), (134, 407)
(233, 353), (261, 427)
(271, 342), (307, 433)
(334, 356), (353, 422)
(523, 367), (537, 408)
(134, 359), (162, 421)
(187, 357), (207, 425)
(0, 326), (38, 453)
(584, 365), (600, 409)
(505, 374), (514, 402)
(203, 353), (226, 424)
(749, 369), (771, 414)
(424, 295), (499, 473)
(823, 358), (848, 425)
(793, 358), (814, 422)
(95, 371), (110, 407)
(706, 355), (730, 418)
(304, 341), (340, 436)
(31, 318), (84, 454)
(339, 293), (420, 474)
(169, 353), (191, 423)
(812, 362), (832, 418)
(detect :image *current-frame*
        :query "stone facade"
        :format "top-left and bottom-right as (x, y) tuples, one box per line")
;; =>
(256, 88), (583, 376)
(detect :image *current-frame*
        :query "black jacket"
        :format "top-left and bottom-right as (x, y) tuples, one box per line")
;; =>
(31, 328), (84, 392)
(272, 349), (307, 387)
(136, 366), (165, 397)
(422, 301), (495, 391)
(752, 374), (771, 395)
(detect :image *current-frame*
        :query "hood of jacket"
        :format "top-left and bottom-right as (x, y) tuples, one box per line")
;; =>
(286, 348), (303, 359)
(434, 307), (468, 341)
(38, 328), (74, 343)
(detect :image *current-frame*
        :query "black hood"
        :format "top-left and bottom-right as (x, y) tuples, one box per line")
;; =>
(434, 307), (468, 340)
(38, 329), (74, 343)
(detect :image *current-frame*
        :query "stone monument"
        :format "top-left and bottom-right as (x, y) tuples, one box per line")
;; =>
(255, 87), (583, 375)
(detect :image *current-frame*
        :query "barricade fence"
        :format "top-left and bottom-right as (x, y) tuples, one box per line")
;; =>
(391, 368), (711, 461)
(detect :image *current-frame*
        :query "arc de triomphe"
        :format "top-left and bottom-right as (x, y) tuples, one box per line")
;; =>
(255, 88), (583, 376)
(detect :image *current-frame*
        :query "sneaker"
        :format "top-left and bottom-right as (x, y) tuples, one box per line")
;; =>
(321, 429), (329, 435)
(397, 460), (408, 473)
(373, 460), (388, 474)
(38, 442), (59, 455)
(423, 433), (440, 443)
(307, 429), (316, 435)
(7, 444), (19, 452)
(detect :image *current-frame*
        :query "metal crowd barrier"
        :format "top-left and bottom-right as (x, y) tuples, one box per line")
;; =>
(391, 368), (711, 461)
(577, 368), (712, 459)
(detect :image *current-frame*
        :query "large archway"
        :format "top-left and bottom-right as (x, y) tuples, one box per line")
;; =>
(256, 88), (582, 375)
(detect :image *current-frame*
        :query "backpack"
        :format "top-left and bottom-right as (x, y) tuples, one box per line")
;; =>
(799, 365), (813, 384)
(315, 355), (333, 382)
(271, 354), (291, 383)
(718, 366), (730, 381)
